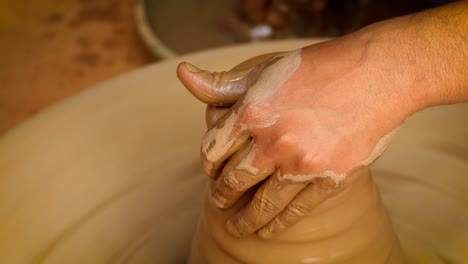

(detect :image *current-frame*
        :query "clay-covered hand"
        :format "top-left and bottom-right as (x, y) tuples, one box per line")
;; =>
(177, 37), (413, 238)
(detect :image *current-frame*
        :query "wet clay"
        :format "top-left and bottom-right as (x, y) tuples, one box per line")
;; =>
(188, 167), (404, 263)
(182, 49), (405, 263)
(0, 40), (466, 264)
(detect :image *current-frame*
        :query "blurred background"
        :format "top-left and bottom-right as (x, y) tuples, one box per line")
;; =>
(0, 0), (455, 136)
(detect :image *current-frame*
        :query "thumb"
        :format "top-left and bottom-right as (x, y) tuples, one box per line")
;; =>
(177, 52), (286, 106)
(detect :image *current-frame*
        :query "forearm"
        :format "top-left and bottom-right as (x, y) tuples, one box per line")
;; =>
(359, 1), (468, 113)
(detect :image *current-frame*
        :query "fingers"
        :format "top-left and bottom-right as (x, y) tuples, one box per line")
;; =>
(229, 52), (286, 71)
(201, 108), (250, 177)
(206, 105), (230, 128)
(183, 52), (288, 176)
(176, 52), (286, 106)
(258, 167), (368, 238)
(211, 141), (275, 208)
(225, 172), (307, 237)
(177, 62), (249, 106)
(257, 178), (336, 239)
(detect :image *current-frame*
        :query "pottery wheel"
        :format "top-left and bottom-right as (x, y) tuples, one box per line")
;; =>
(0, 39), (466, 263)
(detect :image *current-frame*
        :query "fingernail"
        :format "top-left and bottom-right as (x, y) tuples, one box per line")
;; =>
(257, 227), (273, 239)
(184, 63), (202, 73)
(226, 219), (242, 238)
(258, 219), (283, 239)
(211, 190), (228, 208)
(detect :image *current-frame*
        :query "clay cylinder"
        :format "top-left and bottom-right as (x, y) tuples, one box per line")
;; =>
(188, 167), (405, 263)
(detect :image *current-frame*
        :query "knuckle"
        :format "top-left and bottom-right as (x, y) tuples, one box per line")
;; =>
(274, 133), (297, 150)
(251, 193), (279, 215)
(236, 215), (257, 233)
(284, 202), (310, 218)
(298, 154), (321, 171)
(222, 170), (244, 190)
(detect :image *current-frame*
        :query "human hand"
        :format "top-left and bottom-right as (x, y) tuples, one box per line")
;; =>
(177, 36), (413, 238)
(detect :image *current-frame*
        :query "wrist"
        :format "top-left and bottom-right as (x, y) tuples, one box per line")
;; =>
(337, 20), (421, 126)
(357, 2), (468, 114)
(355, 17), (431, 117)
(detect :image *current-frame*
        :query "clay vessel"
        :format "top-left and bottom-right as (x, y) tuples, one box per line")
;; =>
(188, 166), (405, 263)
